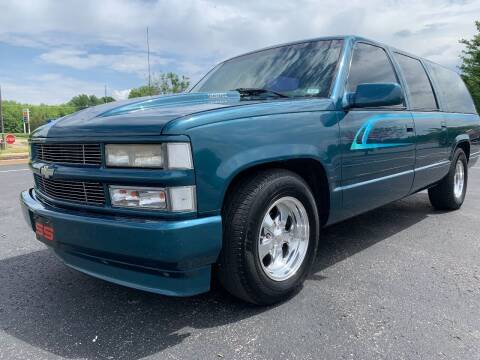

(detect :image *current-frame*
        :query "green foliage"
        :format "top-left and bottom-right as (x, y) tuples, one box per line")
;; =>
(129, 72), (190, 99)
(460, 21), (480, 112)
(0, 93), (116, 133)
(0, 71), (188, 132)
(1, 100), (76, 132)
(68, 94), (114, 111)
(128, 85), (159, 98)
(155, 72), (190, 94)
(2, 101), (24, 133)
(102, 96), (116, 103)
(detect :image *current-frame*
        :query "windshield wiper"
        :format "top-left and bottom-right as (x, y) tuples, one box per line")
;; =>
(232, 88), (289, 98)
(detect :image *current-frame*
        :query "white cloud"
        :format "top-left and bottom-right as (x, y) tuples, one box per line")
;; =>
(39, 49), (169, 76)
(0, 0), (477, 66)
(112, 89), (130, 100)
(0, 0), (479, 104)
(0, 73), (107, 104)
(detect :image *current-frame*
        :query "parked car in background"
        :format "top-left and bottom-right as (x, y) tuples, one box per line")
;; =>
(21, 36), (480, 305)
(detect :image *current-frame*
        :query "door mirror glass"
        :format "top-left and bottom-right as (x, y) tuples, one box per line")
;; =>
(345, 83), (404, 109)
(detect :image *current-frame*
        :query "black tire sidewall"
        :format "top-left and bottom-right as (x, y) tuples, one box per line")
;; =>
(242, 174), (319, 298)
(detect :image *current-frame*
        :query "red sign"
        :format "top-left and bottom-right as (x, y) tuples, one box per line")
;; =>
(5, 134), (15, 144)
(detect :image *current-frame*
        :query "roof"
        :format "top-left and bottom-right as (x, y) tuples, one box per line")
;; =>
(224, 35), (452, 72)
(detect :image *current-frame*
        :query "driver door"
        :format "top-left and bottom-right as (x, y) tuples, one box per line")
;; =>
(339, 42), (415, 218)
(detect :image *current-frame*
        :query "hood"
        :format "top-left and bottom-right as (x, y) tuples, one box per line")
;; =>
(32, 92), (252, 138)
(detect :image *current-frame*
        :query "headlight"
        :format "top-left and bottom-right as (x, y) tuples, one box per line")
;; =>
(105, 143), (193, 169)
(109, 185), (196, 211)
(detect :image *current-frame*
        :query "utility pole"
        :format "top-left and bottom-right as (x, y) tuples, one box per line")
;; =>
(104, 84), (107, 103)
(147, 26), (152, 95)
(0, 85), (5, 150)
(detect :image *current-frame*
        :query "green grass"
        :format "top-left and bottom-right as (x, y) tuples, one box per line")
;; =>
(1, 132), (30, 139)
(0, 147), (28, 154)
(0, 134), (29, 157)
(11, 133), (30, 139)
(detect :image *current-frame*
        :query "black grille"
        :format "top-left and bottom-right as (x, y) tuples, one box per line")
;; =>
(34, 174), (105, 206)
(34, 143), (102, 166)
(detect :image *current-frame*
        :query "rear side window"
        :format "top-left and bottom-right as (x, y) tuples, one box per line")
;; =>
(347, 43), (399, 92)
(394, 53), (438, 110)
(427, 62), (476, 114)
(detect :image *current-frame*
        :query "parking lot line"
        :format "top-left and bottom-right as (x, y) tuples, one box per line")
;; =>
(0, 168), (30, 173)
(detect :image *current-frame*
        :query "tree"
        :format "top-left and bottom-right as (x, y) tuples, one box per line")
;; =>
(67, 94), (114, 111)
(67, 94), (92, 110)
(155, 72), (190, 94)
(0, 101), (77, 132)
(101, 96), (116, 103)
(128, 72), (190, 99)
(2, 101), (23, 133)
(128, 85), (159, 98)
(0, 93), (116, 133)
(459, 21), (480, 112)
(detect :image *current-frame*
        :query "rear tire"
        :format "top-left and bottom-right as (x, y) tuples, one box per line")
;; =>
(218, 169), (319, 305)
(428, 148), (468, 210)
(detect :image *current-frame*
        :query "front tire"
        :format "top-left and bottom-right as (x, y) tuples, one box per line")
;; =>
(218, 169), (319, 305)
(428, 148), (468, 210)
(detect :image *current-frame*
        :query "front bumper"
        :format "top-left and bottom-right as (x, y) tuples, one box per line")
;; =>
(20, 188), (222, 296)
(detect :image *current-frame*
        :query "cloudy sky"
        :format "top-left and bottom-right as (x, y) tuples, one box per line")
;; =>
(0, 0), (478, 104)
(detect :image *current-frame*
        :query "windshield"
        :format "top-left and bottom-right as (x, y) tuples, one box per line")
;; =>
(191, 39), (343, 98)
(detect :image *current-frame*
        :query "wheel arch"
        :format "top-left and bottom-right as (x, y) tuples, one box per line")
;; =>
(452, 135), (471, 162)
(221, 158), (331, 226)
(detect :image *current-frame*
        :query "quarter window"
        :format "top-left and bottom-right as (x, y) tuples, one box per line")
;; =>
(394, 53), (438, 110)
(347, 43), (399, 93)
(427, 62), (477, 114)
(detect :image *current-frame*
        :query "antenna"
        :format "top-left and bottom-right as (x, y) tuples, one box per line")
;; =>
(147, 26), (152, 95)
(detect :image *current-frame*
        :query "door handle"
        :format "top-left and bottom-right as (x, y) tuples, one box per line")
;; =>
(406, 125), (414, 133)
(441, 121), (447, 129)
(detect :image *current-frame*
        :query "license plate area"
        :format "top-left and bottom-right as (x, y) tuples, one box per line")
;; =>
(35, 216), (55, 242)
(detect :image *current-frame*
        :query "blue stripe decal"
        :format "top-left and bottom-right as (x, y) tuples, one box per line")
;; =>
(350, 113), (413, 151)
(350, 112), (478, 151)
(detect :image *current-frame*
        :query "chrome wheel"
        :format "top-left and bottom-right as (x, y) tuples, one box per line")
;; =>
(257, 196), (310, 282)
(454, 160), (465, 199)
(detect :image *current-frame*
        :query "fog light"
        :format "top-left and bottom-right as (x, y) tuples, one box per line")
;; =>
(108, 185), (196, 211)
(110, 186), (167, 209)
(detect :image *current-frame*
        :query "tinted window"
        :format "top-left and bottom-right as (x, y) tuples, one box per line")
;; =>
(347, 43), (399, 92)
(394, 53), (437, 110)
(192, 40), (343, 98)
(427, 62), (476, 114)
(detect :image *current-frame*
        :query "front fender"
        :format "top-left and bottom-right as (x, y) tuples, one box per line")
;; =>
(216, 143), (324, 179)
(186, 111), (341, 214)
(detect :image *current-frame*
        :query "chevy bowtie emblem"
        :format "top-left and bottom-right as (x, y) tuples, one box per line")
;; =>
(40, 165), (55, 179)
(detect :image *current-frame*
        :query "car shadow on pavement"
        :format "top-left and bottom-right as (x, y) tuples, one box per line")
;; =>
(0, 192), (435, 359)
(310, 192), (434, 277)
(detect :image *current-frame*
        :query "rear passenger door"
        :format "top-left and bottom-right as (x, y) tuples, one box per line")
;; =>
(426, 62), (480, 165)
(393, 53), (448, 192)
(339, 42), (416, 218)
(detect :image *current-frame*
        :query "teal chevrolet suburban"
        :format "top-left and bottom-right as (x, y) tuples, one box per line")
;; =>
(21, 36), (480, 305)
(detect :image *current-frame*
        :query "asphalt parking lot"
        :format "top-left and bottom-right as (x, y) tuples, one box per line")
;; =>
(1, 163), (479, 360)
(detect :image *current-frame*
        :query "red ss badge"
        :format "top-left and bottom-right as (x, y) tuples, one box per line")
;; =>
(35, 220), (54, 241)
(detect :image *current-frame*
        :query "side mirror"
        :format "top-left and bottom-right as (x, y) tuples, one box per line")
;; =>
(344, 83), (404, 109)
